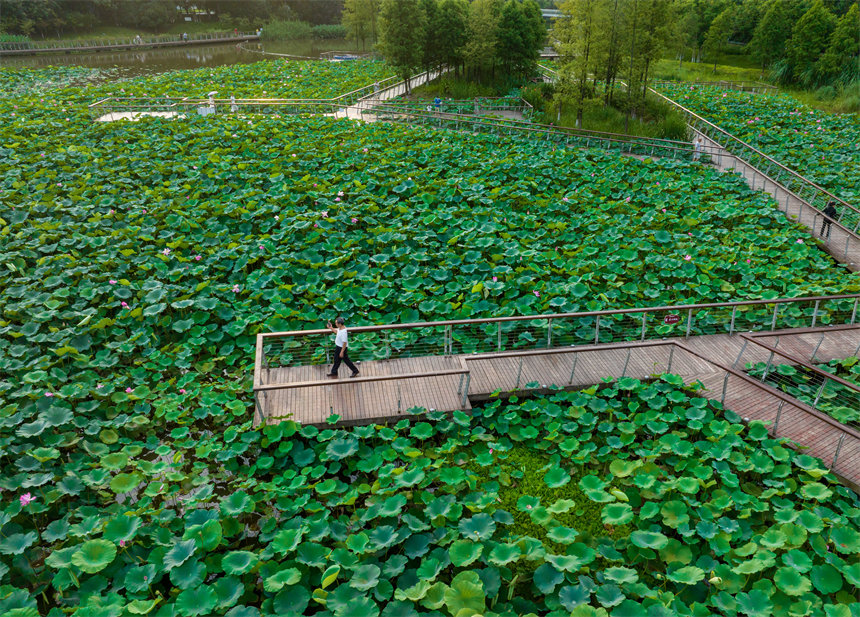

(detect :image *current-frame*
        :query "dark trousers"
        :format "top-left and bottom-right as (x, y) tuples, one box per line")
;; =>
(329, 346), (358, 375)
(821, 221), (832, 237)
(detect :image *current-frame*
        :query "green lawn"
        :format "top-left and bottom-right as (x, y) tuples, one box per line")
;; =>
(39, 21), (238, 41)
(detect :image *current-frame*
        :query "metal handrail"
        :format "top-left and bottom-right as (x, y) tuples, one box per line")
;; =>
(740, 331), (860, 394)
(254, 367), (469, 392)
(648, 86), (859, 224)
(651, 79), (776, 93)
(0, 31), (258, 53)
(261, 293), (860, 339)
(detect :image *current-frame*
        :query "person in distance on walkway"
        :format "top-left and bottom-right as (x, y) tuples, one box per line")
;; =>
(692, 136), (703, 162)
(326, 317), (359, 379)
(821, 201), (838, 238)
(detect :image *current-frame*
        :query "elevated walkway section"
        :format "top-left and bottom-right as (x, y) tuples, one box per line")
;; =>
(253, 294), (860, 489)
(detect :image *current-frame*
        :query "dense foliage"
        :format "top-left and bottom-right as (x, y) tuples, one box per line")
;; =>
(657, 83), (860, 206)
(0, 66), (104, 98)
(3, 371), (860, 615)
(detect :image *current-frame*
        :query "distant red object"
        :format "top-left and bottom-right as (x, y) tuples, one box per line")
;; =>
(664, 314), (681, 325)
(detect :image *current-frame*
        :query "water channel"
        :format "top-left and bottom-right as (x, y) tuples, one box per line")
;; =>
(1, 38), (366, 77)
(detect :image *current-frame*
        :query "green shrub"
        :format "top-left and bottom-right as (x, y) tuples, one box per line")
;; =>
(261, 19), (313, 40)
(312, 24), (347, 39)
(815, 85), (837, 101)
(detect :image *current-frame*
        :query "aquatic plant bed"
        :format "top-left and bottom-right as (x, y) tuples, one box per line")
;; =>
(747, 356), (860, 428)
(3, 377), (859, 615)
(656, 84), (860, 206)
(0, 66), (104, 97)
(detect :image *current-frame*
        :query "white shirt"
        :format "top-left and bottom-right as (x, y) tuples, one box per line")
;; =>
(335, 328), (347, 347)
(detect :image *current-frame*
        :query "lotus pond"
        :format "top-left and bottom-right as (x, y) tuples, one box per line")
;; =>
(656, 84), (860, 206)
(3, 374), (860, 616)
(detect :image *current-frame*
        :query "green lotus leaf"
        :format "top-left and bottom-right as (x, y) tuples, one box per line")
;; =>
(810, 564), (842, 594)
(630, 530), (669, 550)
(326, 437), (359, 460)
(272, 528), (303, 555)
(0, 532), (38, 556)
(516, 495), (541, 511)
(774, 567), (812, 596)
(659, 539), (693, 565)
(594, 584), (624, 608)
(349, 564), (380, 592)
(603, 567), (638, 585)
(71, 539), (117, 574)
(488, 542), (521, 566)
(758, 528), (786, 549)
(443, 571), (485, 617)
(103, 515), (141, 543)
(110, 472), (143, 494)
(660, 500), (690, 528)
(221, 551), (259, 575)
(220, 491), (255, 516)
(533, 562), (564, 594)
(735, 589), (773, 617)
(546, 526), (579, 544)
(164, 539), (197, 570)
(410, 422), (435, 439)
(171, 559), (206, 590)
(601, 503), (633, 525)
(608, 459), (641, 477)
(543, 466), (571, 488)
(781, 548), (813, 572)
(830, 526), (860, 554)
(126, 599), (160, 615)
(667, 565), (705, 585)
(449, 540), (482, 567)
(175, 585), (218, 617)
(458, 513), (496, 541)
(263, 568), (302, 593)
(801, 482), (833, 501)
(547, 499), (577, 514)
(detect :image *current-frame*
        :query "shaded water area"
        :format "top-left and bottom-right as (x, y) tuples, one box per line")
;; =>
(1, 38), (364, 77)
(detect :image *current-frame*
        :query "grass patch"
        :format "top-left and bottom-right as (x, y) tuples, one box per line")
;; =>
(411, 75), (524, 100)
(652, 58), (765, 84)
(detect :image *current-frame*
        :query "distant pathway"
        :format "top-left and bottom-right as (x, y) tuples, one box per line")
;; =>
(0, 31), (259, 56)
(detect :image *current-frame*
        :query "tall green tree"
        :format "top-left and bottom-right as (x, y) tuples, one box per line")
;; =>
(786, 0), (837, 85)
(496, 0), (527, 75)
(703, 6), (734, 72)
(817, 2), (860, 84)
(420, 0), (441, 71)
(749, 0), (809, 67)
(377, 0), (427, 91)
(436, 0), (469, 73)
(553, 0), (602, 127)
(342, 0), (379, 51)
(464, 0), (500, 79)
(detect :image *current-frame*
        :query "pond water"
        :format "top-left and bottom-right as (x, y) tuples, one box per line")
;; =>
(2, 38), (366, 78)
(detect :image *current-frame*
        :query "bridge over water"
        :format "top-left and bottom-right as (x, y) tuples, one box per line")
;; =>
(254, 294), (860, 490)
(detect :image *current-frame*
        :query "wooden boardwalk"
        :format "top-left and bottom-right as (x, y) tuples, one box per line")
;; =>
(255, 326), (860, 488)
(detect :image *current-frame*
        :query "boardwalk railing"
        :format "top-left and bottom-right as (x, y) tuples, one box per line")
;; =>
(363, 104), (696, 161)
(652, 80), (776, 94)
(649, 87), (860, 231)
(88, 96), (350, 116)
(256, 293), (860, 374)
(736, 328), (860, 434)
(0, 31), (258, 54)
(364, 96), (534, 116)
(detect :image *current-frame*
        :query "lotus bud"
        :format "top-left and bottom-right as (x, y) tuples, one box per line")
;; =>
(709, 576), (722, 586)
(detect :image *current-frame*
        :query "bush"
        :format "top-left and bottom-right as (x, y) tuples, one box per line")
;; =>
(815, 85), (837, 101)
(261, 19), (312, 40)
(656, 110), (689, 140)
(312, 24), (347, 39)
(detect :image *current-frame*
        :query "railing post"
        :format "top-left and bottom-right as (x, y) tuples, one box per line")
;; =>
(832, 433), (846, 469)
(685, 309), (693, 340)
(462, 373), (471, 408)
(547, 318), (553, 348)
(568, 353), (578, 385)
(515, 357), (523, 389)
(497, 321), (502, 352)
(721, 373), (730, 405)
(621, 348), (632, 378)
(732, 339), (749, 369)
(594, 316), (600, 345)
(729, 306), (737, 335)
(457, 373), (464, 395)
(667, 347), (675, 373)
(771, 304), (779, 331)
(811, 333), (826, 363)
(852, 297), (859, 325)
(397, 383), (402, 413)
(641, 313), (648, 341)
(811, 300), (820, 327)
(761, 351), (775, 381)
(772, 400), (784, 436)
(812, 377), (828, 407)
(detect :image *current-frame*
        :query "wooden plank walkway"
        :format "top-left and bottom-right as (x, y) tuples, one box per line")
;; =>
(256, 327), (860, 488)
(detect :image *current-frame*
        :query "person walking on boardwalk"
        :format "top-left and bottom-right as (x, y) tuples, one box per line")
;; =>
(692, 136), (703, 162)
(326, 317), (360, 378)
(821, 201), (838, 238)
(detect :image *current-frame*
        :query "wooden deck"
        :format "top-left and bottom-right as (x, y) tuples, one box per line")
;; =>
(255, 327), (860, 488)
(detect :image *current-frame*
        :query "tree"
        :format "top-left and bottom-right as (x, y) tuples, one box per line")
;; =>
(786, 0), (837, 85)
(749, 0), (809, 68)
(703, 6), (734, 72)
(553, 0), (602, 127)
(436, 0), (469, 74)
(464, 0), (500, 79)
(377, 0), (426, 92)
(817, 2), (859, 84)
(420, 0), (441, 72)
(342, 0), (379, 50)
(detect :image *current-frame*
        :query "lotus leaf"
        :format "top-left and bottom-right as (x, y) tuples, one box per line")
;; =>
(70, 539), (116, 574)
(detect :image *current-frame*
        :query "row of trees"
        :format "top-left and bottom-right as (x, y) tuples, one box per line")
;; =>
(349, 0), (546, 89)
(0, 0), (344, 38)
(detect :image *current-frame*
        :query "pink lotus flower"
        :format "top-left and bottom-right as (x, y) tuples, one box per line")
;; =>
(274, 215), (279, 220)
(40, 153), (45, 157)
(232, 285), (240, 292)
(179, 388), (186, 394)
(533, 290), (540, 297)
(321, 211), (328, 218)
(162, 248), (170, 256)
(19, 493), (34, 506)
(351, 217), (358, 223)
(363, 148), (368, 152)
(662, 208), (667, 213)
(291, 154), (296, 158)
(337, 191), (344, 197)
(335, 197), (341, 202)
(194, 255), (202, 261)
(796, 239), (804, 244)
(119, 540), (125, 547)
(259, 245), (264, 250)
(45, 392), (53, 397)
(121, 301), (129, 308)
(96, 384), (103, 389)
(688, 232), (693, 236)
(57, 183), (62, 187)
(746, 259), (751, 263)
(109, 280), (117, 284)
(143, 210), (147, 214)
(492, 276), (498, 282)
(563, 197), (569, 202)
(526, 505), (532, 510)
(684, 255), (692, 261)
(313, 183), (318, 187)
(625, 196), (631, 202)
(126, 387), (133, 393)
